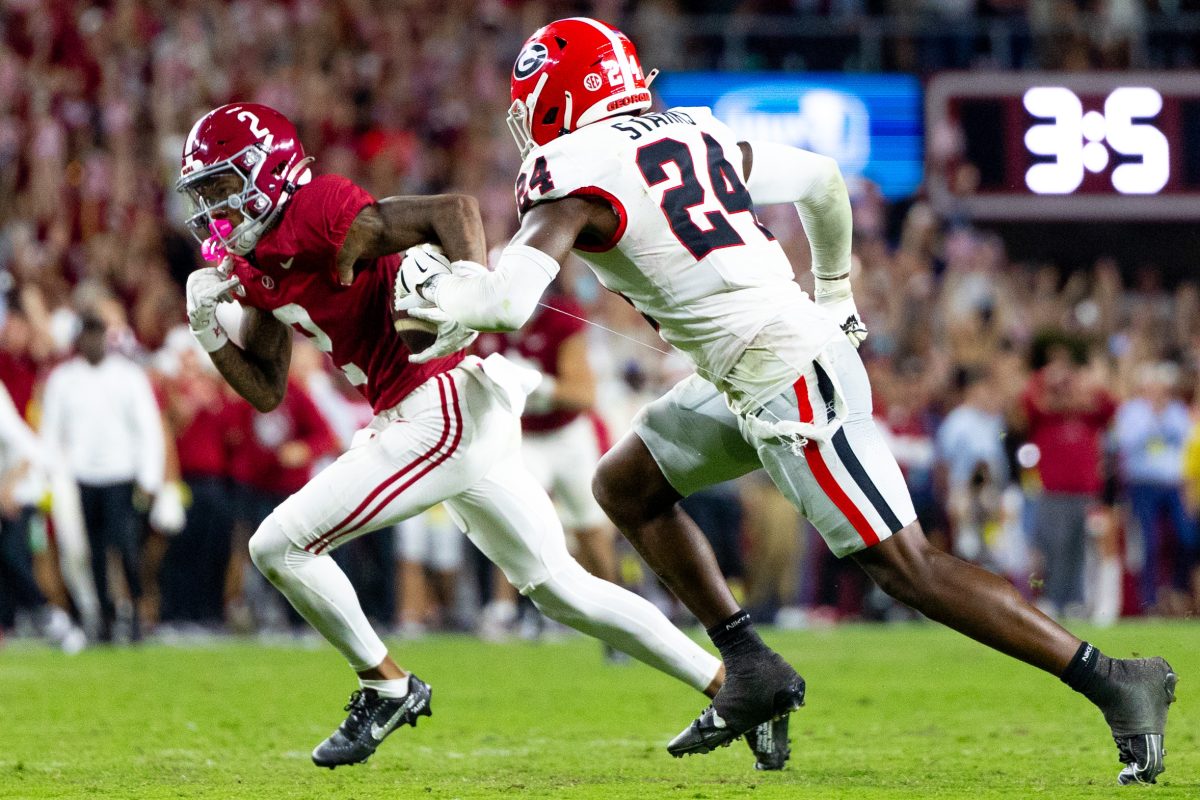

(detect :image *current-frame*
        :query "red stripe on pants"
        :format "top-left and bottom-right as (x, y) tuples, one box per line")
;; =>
(793, 375), (879, 547)
(306, 376), (452, 553)
(314, 375), (465, 554)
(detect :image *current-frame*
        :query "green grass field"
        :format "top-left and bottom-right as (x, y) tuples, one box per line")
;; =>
(0, 622), (1195, 799)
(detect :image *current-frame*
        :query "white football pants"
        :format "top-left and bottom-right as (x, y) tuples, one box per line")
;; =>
(248, 356), (718, 691)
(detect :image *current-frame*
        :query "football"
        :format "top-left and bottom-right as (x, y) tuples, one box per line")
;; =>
(393, 242), (445, 353)
(393, 312), (438, 354)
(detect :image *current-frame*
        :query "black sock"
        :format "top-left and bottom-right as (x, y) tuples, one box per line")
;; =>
(706, 610), (766, 662)
(1061, 641), (1111, 697)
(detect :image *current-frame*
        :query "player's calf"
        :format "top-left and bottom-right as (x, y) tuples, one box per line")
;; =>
(311, 675), (433, 769)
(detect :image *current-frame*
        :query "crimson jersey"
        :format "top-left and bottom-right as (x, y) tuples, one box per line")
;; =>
(228, 174), (463, 414)
(475, 293), (586, 433)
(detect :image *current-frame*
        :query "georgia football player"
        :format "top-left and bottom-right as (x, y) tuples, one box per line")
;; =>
(397, 18), (1176, 782)
(176, 103), (765, 770)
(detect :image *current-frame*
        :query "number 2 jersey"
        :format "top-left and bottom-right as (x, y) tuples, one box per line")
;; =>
(515, 106), (843, 415)
(226, 174), (464, 414)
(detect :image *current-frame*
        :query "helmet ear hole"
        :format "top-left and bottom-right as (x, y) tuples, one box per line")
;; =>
(541, 107), (559, 126)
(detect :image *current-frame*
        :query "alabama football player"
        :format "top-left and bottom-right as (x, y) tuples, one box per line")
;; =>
(176, 103), (738, 770)
(399, 18), (1176, 782)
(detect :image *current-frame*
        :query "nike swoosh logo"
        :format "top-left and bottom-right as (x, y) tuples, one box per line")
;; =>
(281, 257), (294, 270)
(369, 696), (424, 741)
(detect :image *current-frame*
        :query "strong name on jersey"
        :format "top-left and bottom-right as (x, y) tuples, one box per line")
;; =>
(515, 107), (842, 414)
(228, 174), (463, 413)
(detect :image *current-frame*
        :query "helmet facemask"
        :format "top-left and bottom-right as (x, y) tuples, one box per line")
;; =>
(507, 73), (551, 159)
(177, 145), (276, 256)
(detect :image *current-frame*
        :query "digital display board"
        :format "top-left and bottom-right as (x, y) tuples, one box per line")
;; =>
(655, 73), (924, 201)
(926, 72), (1200, 220)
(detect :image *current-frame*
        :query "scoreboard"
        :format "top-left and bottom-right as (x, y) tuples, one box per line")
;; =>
(926, 72), (1200, 220)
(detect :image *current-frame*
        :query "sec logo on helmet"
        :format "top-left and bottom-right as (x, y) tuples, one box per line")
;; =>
(514, 43), (549, 80)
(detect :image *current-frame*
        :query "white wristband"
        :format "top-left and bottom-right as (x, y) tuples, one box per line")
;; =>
(191, 323), (229, 353)
(813, 276), (852, 303)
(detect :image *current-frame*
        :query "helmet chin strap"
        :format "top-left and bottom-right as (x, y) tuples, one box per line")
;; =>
(562, 90), (574, 136)
(284, 156), (315, 188)
(228, 155), (316, 254)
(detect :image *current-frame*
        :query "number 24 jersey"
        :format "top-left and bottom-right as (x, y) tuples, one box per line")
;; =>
(514, 107), (842, 413)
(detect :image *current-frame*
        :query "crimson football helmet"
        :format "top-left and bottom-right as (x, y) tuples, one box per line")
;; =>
(507, 17), (658, 157)
(176, 103), (314, 255)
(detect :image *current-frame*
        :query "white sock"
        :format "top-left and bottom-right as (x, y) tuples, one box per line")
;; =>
(360, 676), (411, 698)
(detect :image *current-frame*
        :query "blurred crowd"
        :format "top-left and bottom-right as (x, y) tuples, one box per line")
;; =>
(1, 0), (1198, 651)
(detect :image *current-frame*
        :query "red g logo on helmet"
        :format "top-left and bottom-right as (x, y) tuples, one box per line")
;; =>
(507, 18), (658, 157)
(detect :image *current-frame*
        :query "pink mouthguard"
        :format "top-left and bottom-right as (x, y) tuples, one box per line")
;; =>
(201, 219), (234, 262)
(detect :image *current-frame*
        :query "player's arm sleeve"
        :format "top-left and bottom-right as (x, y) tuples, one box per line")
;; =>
(424, 245), (560, 333)
(743, 140), (852, 284)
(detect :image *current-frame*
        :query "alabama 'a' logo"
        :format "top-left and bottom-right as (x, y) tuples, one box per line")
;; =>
(514, 43), (549, 80)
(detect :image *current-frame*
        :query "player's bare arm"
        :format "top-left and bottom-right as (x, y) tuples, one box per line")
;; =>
(413, 196), (616, 332)
(337, 194), (486, 286)
(209, 306), (293, 413)
(512, 196), (618, 264)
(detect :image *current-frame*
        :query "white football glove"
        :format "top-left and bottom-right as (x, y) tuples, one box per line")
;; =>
(814, 276), (867, 349)
(186, 265), (241, 352)
(395, 244), (451, 308)
(403, 306), (477, 364)
(405, 260), (488, 364)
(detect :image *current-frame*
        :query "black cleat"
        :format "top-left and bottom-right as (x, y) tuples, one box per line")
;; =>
(311, 675), (432, 768)
(669, 651), (805, 758)
(1094, 658), (1176, 785)
(1117, 734), (1167, 786)
(744, 715), (791, 771)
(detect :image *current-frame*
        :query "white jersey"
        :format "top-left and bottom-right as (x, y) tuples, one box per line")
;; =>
(516, 106), (842, 414)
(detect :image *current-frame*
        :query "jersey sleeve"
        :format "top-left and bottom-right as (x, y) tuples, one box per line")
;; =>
(283, 174), (375, 266)
(516, 141), (610, 213)
(515, 140), (626, 252)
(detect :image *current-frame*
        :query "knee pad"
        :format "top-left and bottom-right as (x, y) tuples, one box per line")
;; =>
(248, 515), (301, 582)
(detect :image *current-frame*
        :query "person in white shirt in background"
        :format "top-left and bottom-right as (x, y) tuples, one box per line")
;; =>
(40, 312), (165, 643)
(0, 381), (86, 653)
